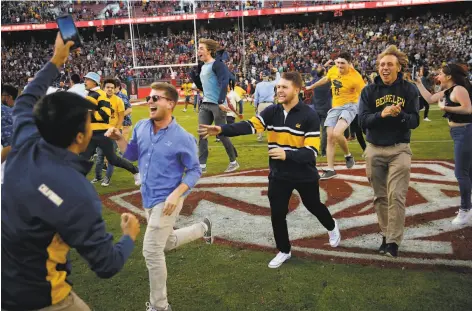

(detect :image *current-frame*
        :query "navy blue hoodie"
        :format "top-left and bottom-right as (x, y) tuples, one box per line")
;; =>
(358, 73), (420, 146)
(1, 62), (135, 311)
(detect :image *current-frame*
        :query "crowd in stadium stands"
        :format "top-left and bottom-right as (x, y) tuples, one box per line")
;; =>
(2, 11), (471, 90)
(1, 0), (359, 24)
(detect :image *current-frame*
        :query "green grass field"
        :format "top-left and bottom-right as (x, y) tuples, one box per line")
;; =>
(69, 103), (472, 311)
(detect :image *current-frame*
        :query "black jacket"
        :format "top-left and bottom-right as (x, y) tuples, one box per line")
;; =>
(358, 74), (420, 146)
(221, 101), (321, 182)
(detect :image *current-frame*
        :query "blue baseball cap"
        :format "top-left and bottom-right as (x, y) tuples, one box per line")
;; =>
(84, 72), (100, 85)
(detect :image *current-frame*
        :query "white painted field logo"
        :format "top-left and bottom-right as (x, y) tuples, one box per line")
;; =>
(103, 161), (472, 270)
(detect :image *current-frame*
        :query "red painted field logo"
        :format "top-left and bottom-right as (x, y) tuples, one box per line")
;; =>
(103, 160), (472, 270)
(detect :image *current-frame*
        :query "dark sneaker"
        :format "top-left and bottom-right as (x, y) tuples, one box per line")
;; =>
(345, 155), (355, 169)
(201, 166), (207, 174)
(203, 217), (213, 244)
(379, 237), (387, 254)
(320, 170), (336, 180)
(91, 178), (103, 184)
(385, 243), (398, 258)
(101, 177), (111, 187)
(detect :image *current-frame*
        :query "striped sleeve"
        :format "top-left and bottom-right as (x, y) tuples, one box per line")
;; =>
(246, 115), (266, 134)
(304, 130), (320, 157)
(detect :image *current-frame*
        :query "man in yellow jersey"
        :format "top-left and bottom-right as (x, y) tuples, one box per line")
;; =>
(80, 72), (141, 186)
(306, 52), (365, 179)
(181, 78), (194, 112)
(93, 78), (126, 187)
(234, 82), (247, 114)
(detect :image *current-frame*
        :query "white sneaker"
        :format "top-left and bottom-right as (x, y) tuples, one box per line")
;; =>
(268, 251), (291, 269)
(451, 209), (472, 225)
(224, 161), (240, 173)
(424, 118), (431, 122)
(134, 173), (141, 186)
(328, 219), (341, 247)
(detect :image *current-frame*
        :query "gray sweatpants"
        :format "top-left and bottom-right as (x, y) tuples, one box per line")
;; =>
(198, 102), (237, 165)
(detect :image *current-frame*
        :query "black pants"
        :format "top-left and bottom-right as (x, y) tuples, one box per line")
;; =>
(81, 131), (138, 174)
(317, 114), (327, 156)
(267, 178), (335, 253)
(421, 98), (430, 119)
(350, 115), (366, 151)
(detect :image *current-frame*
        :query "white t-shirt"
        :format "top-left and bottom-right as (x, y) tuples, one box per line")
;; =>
(67, 83), (87, 98)
(226, 90), (241, 118)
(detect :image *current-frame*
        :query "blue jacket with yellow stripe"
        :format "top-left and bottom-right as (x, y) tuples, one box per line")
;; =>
(1, 62), (135, 311)
(221, 101), (321, 182)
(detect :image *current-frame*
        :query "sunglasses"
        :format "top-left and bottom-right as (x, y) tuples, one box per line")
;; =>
(146, 95), (172, 102)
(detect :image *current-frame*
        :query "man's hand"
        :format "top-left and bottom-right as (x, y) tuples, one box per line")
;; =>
(162, 191), (180, 216)
(104, 127), (123, 140)
(381, 104), (401, 118)
(219, 104), (230, 112)
(50, 32), (75, 68)
(268, 148), (286, 160)
(198, 124), (222, 139)
(121, 213), (140, 241)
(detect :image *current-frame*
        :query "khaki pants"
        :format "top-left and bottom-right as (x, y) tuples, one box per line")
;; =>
(37, 291), (90, 311)
(365, 143), (412, 245)
(143, 198), (205, 310)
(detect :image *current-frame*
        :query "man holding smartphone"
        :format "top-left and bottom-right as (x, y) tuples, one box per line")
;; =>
(2, 33), (140, 311)
(358, 45), (420, 257)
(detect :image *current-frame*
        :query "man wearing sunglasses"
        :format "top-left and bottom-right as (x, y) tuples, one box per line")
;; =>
(106, 82), (212, 311)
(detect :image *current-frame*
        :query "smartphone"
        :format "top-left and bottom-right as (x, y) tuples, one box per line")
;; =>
(56, 15), (83, 50)
(412, 65), (417, 80)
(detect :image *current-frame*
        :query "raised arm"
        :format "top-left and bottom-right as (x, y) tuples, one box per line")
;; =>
(305, 76), (330, 91)
(11, 34), (73, 149)
(415, 77), (445, 104)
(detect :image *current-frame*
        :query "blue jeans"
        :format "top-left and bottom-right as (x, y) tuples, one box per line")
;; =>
(95, 141), (117, 180)
(450, 123), (472, 211)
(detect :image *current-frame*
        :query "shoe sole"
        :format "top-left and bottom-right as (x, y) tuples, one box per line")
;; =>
(385, 252), (397, 258)
(268, 255), (291, 268)
(320, 174), (336, 180)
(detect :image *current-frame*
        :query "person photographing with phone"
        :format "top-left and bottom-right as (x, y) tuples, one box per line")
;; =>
(1, 33), (140, 311)
(358, 45), (420, 258)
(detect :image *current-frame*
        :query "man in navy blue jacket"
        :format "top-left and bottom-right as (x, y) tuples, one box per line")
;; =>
(1, 33), (140, 311)
(358, 45), (420, 258)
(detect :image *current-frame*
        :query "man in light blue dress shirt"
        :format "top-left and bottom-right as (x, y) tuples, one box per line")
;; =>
(254, 70), (280, 141)
(106, 82), (213, 311)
